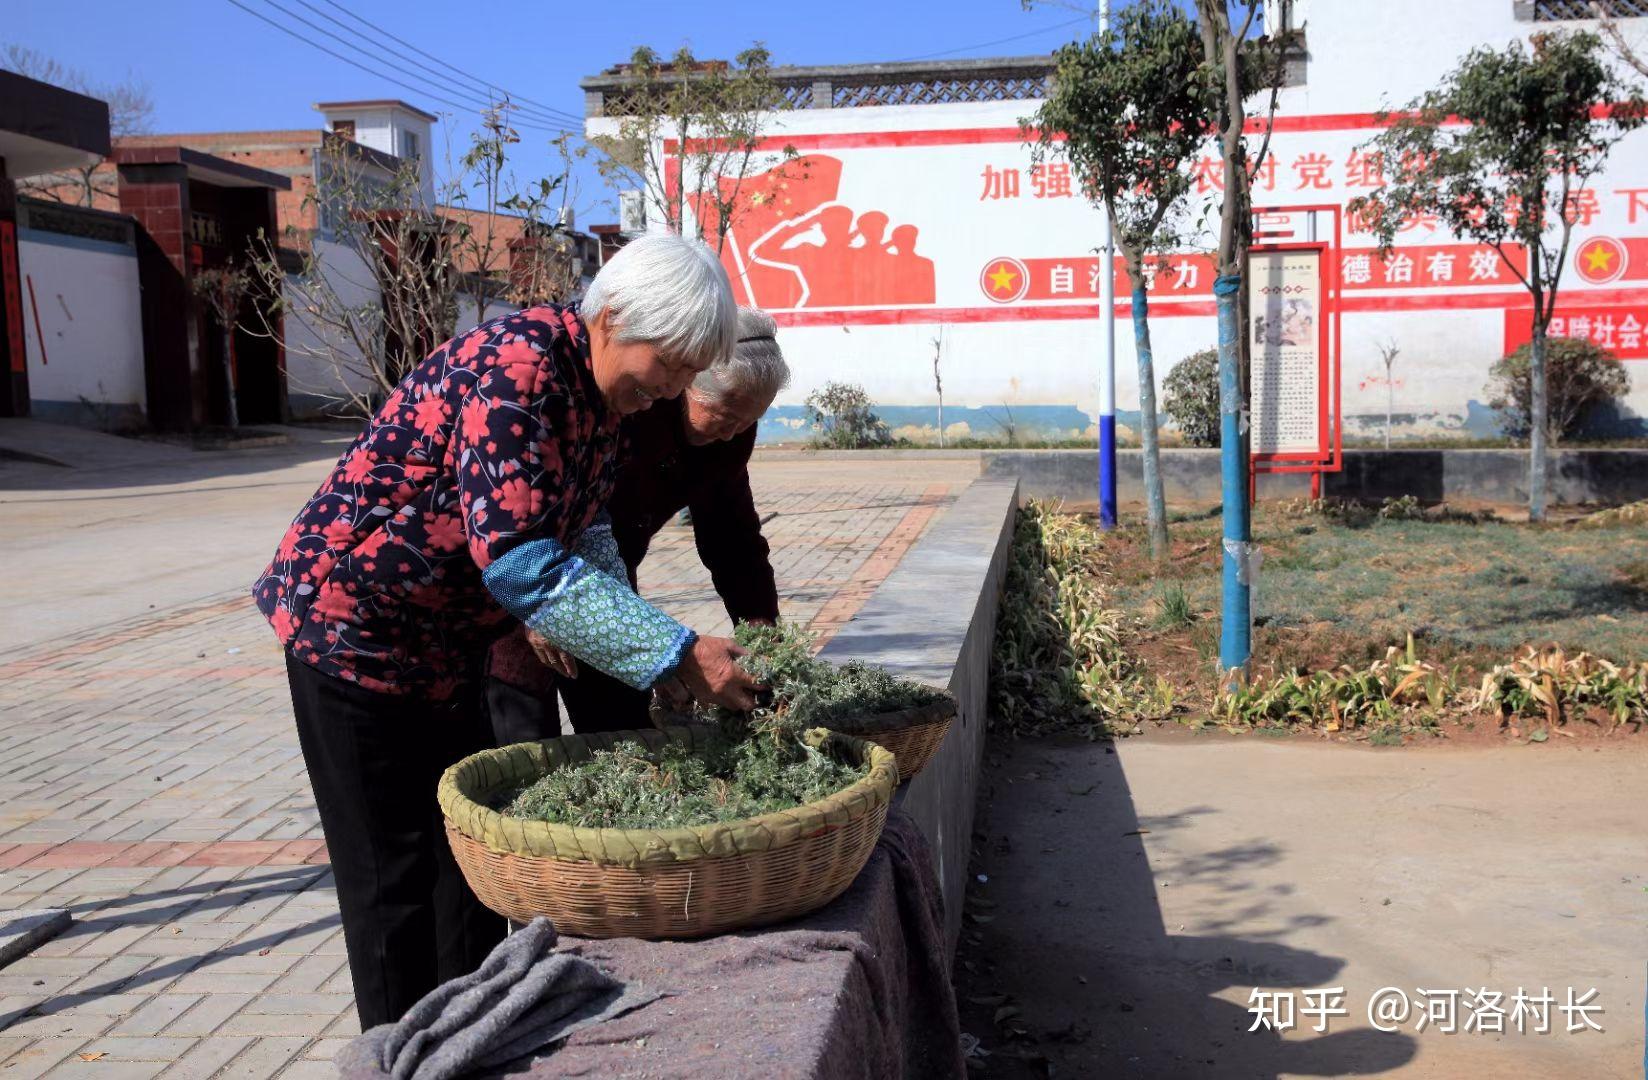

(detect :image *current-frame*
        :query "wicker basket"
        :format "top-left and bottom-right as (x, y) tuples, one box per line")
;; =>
(830, 694), (957, 783)
(438, 726), (896, 939)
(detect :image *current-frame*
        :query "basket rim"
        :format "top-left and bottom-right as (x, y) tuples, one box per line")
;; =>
(438, 726), (897, 868)
(825, 690), (956, 736)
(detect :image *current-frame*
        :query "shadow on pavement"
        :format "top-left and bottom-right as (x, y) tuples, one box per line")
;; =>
(956, 736), (1417, 1077)
(0, 422), (353, 494)
(0, 865), (341, 1033)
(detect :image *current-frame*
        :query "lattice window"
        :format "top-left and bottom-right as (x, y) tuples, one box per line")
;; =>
(1526, 0), (1648, 19)
(829, 74), (1051, 108)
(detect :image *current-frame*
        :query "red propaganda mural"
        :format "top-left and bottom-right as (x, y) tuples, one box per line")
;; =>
(694, 155), (937, 310)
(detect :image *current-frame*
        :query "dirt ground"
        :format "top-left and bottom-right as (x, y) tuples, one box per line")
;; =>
(1092, 498), (1648, 745)
(954, 729), (1648, 1079)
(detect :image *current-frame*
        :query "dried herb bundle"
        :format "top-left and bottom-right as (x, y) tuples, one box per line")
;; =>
(502, 624), (938, 829)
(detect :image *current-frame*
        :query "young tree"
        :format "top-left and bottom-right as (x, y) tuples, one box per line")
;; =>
(931, 326), (946, 448)
(1, 43), (154, 207)
(1029, 0), (1212, 561)
(245, 109), (571, 415)
(1347, 30), (1645, 521)
(592, 44), (797, 250)
(1376, 338), (1401, 449)
(1192, 0), (1291, 676)
(191, 259), (253, 429)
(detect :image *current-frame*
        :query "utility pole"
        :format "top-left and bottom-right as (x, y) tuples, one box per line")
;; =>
(1096, 0), (1118, 528)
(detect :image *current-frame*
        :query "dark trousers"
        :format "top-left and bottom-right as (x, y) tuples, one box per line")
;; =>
(486, 664), (652, 745)
(284, 655), (506, 1028)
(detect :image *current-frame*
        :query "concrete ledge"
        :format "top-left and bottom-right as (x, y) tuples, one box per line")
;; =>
(819, 476), (1019, 952)
(983, 447), (1648, 506)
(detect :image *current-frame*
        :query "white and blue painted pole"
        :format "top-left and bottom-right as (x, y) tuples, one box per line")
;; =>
(1096, 0), (1118, 528)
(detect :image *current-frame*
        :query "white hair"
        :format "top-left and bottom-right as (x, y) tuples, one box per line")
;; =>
(581, 231), (736, 372)
(694, 307), (790, 404)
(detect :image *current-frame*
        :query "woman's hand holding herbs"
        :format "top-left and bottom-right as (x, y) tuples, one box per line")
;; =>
(677, 636), (762, 710)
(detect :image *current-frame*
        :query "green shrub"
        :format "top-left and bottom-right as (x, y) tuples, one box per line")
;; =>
(1163, 348), (1220, 448)
(1487, 337), (1629, 443)
(805, 382), (893, 449)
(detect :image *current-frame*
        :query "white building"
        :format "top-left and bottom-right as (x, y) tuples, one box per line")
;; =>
(315, 99), (438, 207)
(582, 0), (1648, 444)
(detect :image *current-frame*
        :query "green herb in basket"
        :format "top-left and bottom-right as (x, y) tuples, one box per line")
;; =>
(499, 625), (934, 829)
(501, 732), (863, 830)
(705, 622), (946, 732)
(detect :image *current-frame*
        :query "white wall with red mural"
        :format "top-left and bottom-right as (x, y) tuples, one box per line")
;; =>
(590, 0), (1648, 444)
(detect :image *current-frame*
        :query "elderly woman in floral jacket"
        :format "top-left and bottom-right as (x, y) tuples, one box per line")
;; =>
(252, 233), (759, 1028)
(488, 307), (790, 741)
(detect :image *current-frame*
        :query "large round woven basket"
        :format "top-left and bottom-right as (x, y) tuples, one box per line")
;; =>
(830, 694), (957, 783)
(438, 726), (896, 939)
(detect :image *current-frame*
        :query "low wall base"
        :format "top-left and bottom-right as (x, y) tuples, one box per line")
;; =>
(983, 447), (1648, 506)
(819, 477), (1018, 954)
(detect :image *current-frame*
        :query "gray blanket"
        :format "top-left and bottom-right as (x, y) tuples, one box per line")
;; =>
(336, 813), (963, 1079)
(335, 918), (662, 1080)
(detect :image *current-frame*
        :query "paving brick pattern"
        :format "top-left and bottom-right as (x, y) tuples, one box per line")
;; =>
(0, 468), (958, 1076)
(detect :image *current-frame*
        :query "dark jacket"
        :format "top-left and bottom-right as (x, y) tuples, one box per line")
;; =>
(608, 395), (779, 624)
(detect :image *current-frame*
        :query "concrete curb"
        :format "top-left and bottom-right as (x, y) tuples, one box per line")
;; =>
(0, 909), (70, 969)
(820, 476), (1019, 953)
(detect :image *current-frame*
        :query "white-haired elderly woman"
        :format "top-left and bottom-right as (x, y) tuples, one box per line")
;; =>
(252, 233), (762, 1028)
(488, 307), (791, 743)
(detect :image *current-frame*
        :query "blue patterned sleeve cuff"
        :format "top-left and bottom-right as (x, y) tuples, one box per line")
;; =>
(482, 537), (696, 690)
(571, 513), (628, 581)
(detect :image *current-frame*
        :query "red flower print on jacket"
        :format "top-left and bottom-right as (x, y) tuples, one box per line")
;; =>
(495, 476), (543, 526)
(340, 450), (376, 484)
(252, 305), (620, 696)
(424, 512), (464, 552)
(412, 397), (450, 437)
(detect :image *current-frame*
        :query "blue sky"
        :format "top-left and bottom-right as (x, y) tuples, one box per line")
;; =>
(7, 0), (1106, 226)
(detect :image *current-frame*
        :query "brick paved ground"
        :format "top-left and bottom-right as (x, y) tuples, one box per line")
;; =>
(0, 435), (976, 1077)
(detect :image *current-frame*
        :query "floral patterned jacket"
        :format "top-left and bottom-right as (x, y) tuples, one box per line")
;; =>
(253, 305), (695, 699)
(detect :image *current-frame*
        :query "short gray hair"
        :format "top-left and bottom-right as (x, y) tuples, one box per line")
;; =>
(581, 231), (736, 372)
(693, 307), (790, 404)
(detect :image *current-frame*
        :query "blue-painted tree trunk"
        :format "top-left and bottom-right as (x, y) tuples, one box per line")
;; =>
(1130, 283), (1169, 560)
(1214, 274), (1250, 677)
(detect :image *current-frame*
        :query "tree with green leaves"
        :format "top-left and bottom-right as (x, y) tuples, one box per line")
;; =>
(1347, 30), (1645, 521)
(1029, 0), (1212, 561)
(592, 45), (797, 251)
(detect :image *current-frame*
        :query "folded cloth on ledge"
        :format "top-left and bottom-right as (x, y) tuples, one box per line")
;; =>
(335, 917), (663, 1080)
(495, 811), (966, 1079)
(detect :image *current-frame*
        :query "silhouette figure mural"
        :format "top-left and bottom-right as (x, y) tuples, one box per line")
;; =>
(692, 154), (937, 309)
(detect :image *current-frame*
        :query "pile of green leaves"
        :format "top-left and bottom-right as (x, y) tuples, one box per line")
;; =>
(989, 501), (1175, 738)
(502, 624), (938, 829)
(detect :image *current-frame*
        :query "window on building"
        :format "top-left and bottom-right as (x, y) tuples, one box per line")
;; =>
(331, 119), (356, 141)
(400, 130), (420, 162)
(1520, 0), (1648, 19)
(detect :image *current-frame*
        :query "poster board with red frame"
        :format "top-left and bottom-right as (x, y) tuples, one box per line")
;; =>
(1248, 205), (1344, 493)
